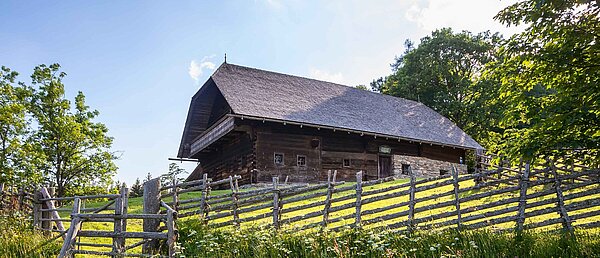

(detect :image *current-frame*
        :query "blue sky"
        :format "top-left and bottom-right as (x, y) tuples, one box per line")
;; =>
(0, 0), (519, 184)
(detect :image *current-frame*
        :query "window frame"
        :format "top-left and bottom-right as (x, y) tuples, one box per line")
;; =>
(297, 155), (307, 167)
(274, 152), (285, 166)
(343, 158), (351, 168)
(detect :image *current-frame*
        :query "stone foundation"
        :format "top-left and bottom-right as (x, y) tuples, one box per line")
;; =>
(393, 155), (467, 178)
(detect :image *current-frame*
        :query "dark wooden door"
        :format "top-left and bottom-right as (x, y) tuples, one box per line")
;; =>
(378, 156), (392, 178)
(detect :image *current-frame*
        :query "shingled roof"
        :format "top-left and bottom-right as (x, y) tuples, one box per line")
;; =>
(178, 63), (483, 157)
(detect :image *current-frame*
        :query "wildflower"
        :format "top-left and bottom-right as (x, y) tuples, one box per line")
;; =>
(430, 246), (436, 251)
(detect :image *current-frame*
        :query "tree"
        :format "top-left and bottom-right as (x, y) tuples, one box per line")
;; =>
(375, 29), (503, 145)
(489, 0), (600, 163)
(28, 64), (118, 197)
(161, 163), (188, 186)
(0, 66), (40, 187)
(130, 178), (143, 198)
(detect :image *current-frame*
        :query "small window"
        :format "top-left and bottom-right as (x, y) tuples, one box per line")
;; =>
(343, 159), (351, 167)
(274, 153), (284, 166)
(297, 155), (307, 167)
(402, 164), (411, 175)
(440, 169), (448, 176)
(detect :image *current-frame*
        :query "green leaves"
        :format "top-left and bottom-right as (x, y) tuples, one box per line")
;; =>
(0, 66), (37, 187)
(488, 0), (600, 162)
(375, 28), (503, 146)
(0, 63), (118, 196)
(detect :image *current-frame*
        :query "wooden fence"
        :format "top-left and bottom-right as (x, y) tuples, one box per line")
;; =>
(160, 155), (600, 234)
(1, 153), (599, 257)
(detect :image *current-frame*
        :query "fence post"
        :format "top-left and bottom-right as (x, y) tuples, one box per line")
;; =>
(166, 209), (177, 258)
(516, 162), (531, 232)
(549, 159), (573, 233)
(40, 187), (54, 235)
(113, 185), (128, 257)
(0, 183), (4, 210)
(40, 187), (65, 234)
(407, 166), (416, 233)
(229, 175), (240, 228)
(172, 178), (179, 212)
(322, 170), (337, 228)
(33, 189), (41, 229)
(199, 173), (208, 221)
(355, 171), (363, 228)
(451, 166), (462, 230)
(18, 188), (24, 211)
(58, 198), (81, 258)
(142, 178), (161, 254)
(497, 157), (504, 179)
(272, 177), (280, 230)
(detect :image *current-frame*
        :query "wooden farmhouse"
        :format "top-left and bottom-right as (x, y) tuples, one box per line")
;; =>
(178, 63), (483, 184)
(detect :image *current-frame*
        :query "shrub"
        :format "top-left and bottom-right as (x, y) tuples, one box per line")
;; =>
(178, 220), (600, 257)
(0, 212), (61, 258)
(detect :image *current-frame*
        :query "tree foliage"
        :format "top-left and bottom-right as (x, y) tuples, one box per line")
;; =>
(0, 67), (41, 187)
(489, 0), (600, 162)
(27, 64), (118, 197)
(161, 163), (188, 186)
(130, 178), (143, 198)
(374, 28), (503, 145)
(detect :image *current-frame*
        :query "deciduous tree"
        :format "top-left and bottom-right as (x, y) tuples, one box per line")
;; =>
(0, 66), (40, 187)
(374, 28), (503, 145)
(29, 64), (118, 197)
(490, 0), (600, 162)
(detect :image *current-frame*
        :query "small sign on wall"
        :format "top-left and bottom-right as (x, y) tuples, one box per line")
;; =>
(379, 145), (391, 154)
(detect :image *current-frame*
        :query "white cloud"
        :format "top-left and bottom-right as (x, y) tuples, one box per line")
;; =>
(405, 0), (522, 36)
(308, 68), (345, 85)
(188, 56), (216, 83)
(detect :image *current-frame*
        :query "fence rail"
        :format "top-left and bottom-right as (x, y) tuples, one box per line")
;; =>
(160, 156), (600, 235)
(1, 153), (599, 258)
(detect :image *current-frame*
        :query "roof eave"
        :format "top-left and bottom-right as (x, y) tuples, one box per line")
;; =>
(229, 113), (482, 151)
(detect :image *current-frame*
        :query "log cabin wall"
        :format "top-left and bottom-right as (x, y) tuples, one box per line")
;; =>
(194, 119), (467, 184)
(195, 131), (254, 185)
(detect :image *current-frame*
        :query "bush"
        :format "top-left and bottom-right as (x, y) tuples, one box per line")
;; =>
(178, 220), (600, 257)
(0, 212), (61, 258)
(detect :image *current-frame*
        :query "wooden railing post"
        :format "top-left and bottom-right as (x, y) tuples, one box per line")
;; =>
(166, 209), (177, 258)
(40, 187), (65, 235)
(451, 166), (462, 230)
(58, 198), (81, 258)
(113, 184), (128, 257)
(272, 177), (280, 230)
(407, 166), (416, 233)
(322, 170), (337, 228)
(516, 162), (531, 231)
(142, 178), (161, 254)
(33, 189), (41, 229)
(0, 183), (4, 210)
(18, 188), (24, 211)
(549, 159), (573, 233)
(172, 178), (179, 212)
(229, 175), (240, 228)
(40, 187), (53, 235)
(355, 171), (363, 228)
(199, 173), (208, 221)
(497, 156), (505, 179)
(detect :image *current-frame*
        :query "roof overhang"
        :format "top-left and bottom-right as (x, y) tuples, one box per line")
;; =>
(231, 113), (483, 151)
